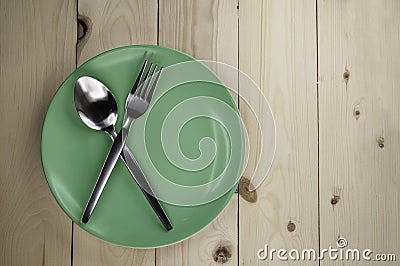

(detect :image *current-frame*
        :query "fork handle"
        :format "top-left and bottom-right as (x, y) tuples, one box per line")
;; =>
(81, 127), (129, 224)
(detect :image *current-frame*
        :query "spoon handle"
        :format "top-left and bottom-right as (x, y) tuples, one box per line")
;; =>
(109, 131), (173, 231)
(81, 127), (129, 224)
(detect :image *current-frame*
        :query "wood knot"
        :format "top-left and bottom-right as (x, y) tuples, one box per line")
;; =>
(331, 195), (340, 205)
(287, 221), (296, 232)
(77, 15), (92, 60)
(353, 106), (361, 120)
(238, 177), (257, 203)
(377, 136), (384, 148)
(77, 16), (90, 40)
(213, 245), (232, 264)
(343, 68), (350, 85)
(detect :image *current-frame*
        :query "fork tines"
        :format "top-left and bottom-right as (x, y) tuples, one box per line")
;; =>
(132, 61), (163, 102)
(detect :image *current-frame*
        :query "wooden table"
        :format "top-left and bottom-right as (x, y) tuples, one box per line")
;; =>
(1, 0), (399, 265)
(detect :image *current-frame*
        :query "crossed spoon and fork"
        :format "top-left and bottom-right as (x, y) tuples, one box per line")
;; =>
(74, 60), (172, 230)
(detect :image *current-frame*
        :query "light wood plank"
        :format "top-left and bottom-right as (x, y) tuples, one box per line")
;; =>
(239, 0), (319, 264)
(0, 0), (76, 265)
(156, 197), (238, 266)
(77, 0), (158, 63)
(318, 0), (400, 265)
(158, 0), (238, 66)
(73, 226), (155, 265)
(74, 0), (157, 265)
(157, 0), (239, 265)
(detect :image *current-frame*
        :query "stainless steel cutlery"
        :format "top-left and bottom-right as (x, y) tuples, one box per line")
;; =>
(75, 60), (172, 230)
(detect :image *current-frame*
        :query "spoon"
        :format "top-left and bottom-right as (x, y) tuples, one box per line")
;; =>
(74, 76), (172, 231)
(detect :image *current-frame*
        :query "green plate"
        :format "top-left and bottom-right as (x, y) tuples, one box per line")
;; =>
(41, 45), (245, 248)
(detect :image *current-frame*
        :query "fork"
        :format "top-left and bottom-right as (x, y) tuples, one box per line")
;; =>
(81, 61), (172, 230)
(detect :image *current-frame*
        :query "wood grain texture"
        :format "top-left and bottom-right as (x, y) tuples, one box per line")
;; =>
(318, 0), (400, 265)
(238, 0), (319, 264)
(159, 0), (238, 66)
(73, 226), (155, 266)
(157, 0), (239, 265)
(156, 198), (238, 266)
(2, 1), (400, 265)
(77, 0), (157, 63)
(73, 0), (157, 265)
(0, 0), (76, 265)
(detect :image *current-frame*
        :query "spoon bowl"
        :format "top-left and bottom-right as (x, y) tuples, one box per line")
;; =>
(74, 76), (118, 132)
